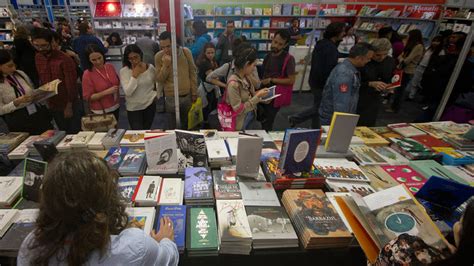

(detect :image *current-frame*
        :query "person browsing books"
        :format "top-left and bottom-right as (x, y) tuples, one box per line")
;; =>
(319, 43), (375, 125)
(120, 44), (157, 130)
(82, 44), (120, 121)
(225, 47), (269, 130)
(0, 50), (53, 134)
(17, 151), (179, 266)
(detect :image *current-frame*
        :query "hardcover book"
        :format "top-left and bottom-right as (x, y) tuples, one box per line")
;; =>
(325, 112), (360, 152)
(104, 147), (129, 170)
(155, 205), (187, 251)
(22, 158), (47, 202)
(354, 127), (390, 146)
(236, 136), (263, 178)
(132, 176), (162, 206)
(409, 160), (468, 185)
(175, 130), (208, 169)
(388, 123), (426, 138)
(117, 176), (140, 205)
(216, 200), (253, 254)
(145, 133), (178, 174)
(184, 167), (214, 203)
(187, 207), (219, 254)
(239, 182), (280, 206)
(125, 207), (156, 234)
(380, 165), (427, 193)
(213, 170), (241, 200)
(360, 165), (399, 191)
(120, 130), (146, 147)
(0, 176), (22, 207)
(313, 158), (370, 182)
(118, 148), (146, 175)
(158, 178), (184, 205)
(279, 129), (321, 175)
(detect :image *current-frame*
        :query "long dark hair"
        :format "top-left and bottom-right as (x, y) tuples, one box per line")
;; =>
(29, 151), (128, 265)
(196, 43), (217, 69)
(233, 47), (257, 70)
(403, 29), (423, 56)
(106, 32), (123, 46)
(84, 43), (106, 71)
(123, 44), (143, 68)
(0, 50), (14, 83)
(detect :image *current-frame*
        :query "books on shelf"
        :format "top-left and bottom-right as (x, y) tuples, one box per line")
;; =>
(272, 4), (282, 16)
(186, 207), (219, 256)
(216, 199), (253, 254)
(155, 205), (187, 252)
(145, 133), (178, 174)
(282, 189), (352, 249)
(184, 167), (214, 205)
(117, 176), (140, 205)
(118, 148), (147, 176)
(125, 207), (156, 234)
(132, 176), (162, 206)
(158, 178), (184, 205)
(246, 206), (299, 249)
(0, 176), (22, 208)
(213, 169), (242, 200)
(0, 209), (19, 238)
(380, 165), (427, 194)
(239, 182), (280, 207)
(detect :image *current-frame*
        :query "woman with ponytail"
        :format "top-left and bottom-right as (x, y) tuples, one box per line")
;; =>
(17, 151), (178, 266)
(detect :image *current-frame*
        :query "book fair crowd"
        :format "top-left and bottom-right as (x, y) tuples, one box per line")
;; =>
(0, 17), (473, 266)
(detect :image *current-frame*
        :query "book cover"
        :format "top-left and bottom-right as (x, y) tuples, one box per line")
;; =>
(239, 182), (280, 206)
(87, 132), (106, 149)
(102, 129), (125, 147)
(325, 112), (360, 153)
(351, 145), (389, 165)
(184, 167), (213, 200)
(416, 176), (474, 210)
(206, 139), (231, 163)
(411, 135), (451, 149)
(213, 170), (241, 200)
(236, 136), (263, 178)
(388, 123), (426, 138)
(118, 176), (139, 205)
(371, 146), (410, 165)
(70, 131), (95, 147)
(145, 133), (178, 174)
(326, 180), (376, 196)
(22, 158), (47, 202)
(155, 205), (187, 250)
(409, 160), (468, 186)
(0, 176), (22, 206)
(444, 165), (474, 186)
(188, 207), (219, 250)
(386, 69), (403, 90)
(120, 130), (146, 146)
(126, 207), (156, 234)
(216, 200), (252, 241)
(360, 166), (399, 191)
(118, 148), (146, 174)
(246, 206), (298, 241)
(313, 158), (370, 182)
(410, 123), (446, 139)
(175, 130), (208, 168)
(56, 134), (75, 151)
(389, 137), (438, 160)
(132, 176), (162, 206)
(158, 178), (183, 205)
(0, 209), (19, 238)
(325, 192), (353, 232)
(437, 122), (471, 135)
(280, 129), (321, 175)
(354, 127), (390, 146)
(104, 147), (129, 170)
(380, 165), (427, 194)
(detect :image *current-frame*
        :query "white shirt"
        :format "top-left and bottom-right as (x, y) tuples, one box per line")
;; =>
(119, 64), (158, 111)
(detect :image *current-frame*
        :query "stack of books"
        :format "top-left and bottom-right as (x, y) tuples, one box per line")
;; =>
(118, 148), (147, 176)
(117, 176), (140, 206)
(69, 131), (95, 149)
(206, 139), (232, 168)
(0, 209), (19, 238)
(120, 130), (146, 148)
(175, 130), (208, 171)
(354, 127), (390, 146)
(131, 176), (162, 206)
(87, 132), (107, 150)
(0, 132), (29, 154)
(28, 130), (66, 155)
(443, 134), (474, 150)
(8, 136), (44, 160)
(186, 207), (219, 256)
(216, 200), (253, 254)
(145, 133), (178, 175)
(282, 189), (352, 249)
(388, 123), (427, 138)
(0, 176), (22, 208)
(246, 206), (299, 249)
(239, 182), (280, 207)
(184, 167), (214, 205)
(104, 147), (129, 170)
(102, 129), (125, 149)
(213, 169), (242, 200)
(352, 145), (409, 165)
(155, 205), (187, 252)
(56, 134), (75, 152)
(389, 137), (440, 160)
(158, 178), (184, 205)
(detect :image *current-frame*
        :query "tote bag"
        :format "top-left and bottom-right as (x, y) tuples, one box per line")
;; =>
(273, 54), (294, 108)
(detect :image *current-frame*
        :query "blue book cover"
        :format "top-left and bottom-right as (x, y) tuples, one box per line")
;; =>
(184, 167), (213, 200)
(154, 205), (187, 251)
(281, 129), (321, 175)
(416, 176), (474, 210)
(252, 19), (261, 28)
(118, 176), (140, 204)
(104, 147), (129, 170)
(118, 148), (146, 174)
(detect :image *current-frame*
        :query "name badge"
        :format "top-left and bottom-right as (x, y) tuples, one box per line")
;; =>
(26, 104), (37, 115)
(228, 50), (233, 56)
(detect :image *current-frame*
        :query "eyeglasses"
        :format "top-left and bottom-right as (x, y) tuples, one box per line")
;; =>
(33, 43), (51, 51)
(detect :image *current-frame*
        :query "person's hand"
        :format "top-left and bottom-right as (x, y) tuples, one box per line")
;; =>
(104, 85), (119, 95)
(191, 95), (198, 103)
(151, 216), (175, 242)
(162, 55), (172, 67)
(369, 81), (389, 91)
(64, 104), (73, 118)
(261, 78), (271, 86)
(256, 88), (270, 99)
(13, 95), (33, 107)
(132, 63), (146, 78)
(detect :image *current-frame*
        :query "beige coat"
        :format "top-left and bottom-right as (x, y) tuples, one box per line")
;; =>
(399, 44), (424, 75)
(225, 73), (260, 130)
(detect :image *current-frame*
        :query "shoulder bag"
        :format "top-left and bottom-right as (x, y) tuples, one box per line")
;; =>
(273, 54), (294, 108)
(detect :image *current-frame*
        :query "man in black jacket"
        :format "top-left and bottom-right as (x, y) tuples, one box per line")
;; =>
(288, 22), (346, 128)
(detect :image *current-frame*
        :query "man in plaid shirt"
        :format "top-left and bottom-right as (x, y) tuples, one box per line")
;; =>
(31, 28), (79, 133)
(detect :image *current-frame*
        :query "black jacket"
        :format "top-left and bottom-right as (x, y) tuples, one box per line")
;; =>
(308, 38), (339, 90)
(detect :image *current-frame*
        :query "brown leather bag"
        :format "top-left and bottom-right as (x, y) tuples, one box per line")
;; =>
(81, 82), (118, 132)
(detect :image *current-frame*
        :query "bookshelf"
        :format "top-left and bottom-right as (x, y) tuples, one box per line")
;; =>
(438, 4), (474, 35)
(67, 0), (93, 25)
(15, 0), (49, 24)
(0, 4), (13, 46)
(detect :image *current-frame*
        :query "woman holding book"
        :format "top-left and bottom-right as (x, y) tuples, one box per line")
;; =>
(0, 50), (53, 134)
(225, 47), (269, 130)
(17, 151), (179, 266)
(120, 44), (157, 130)
(82, 44), (120, 121)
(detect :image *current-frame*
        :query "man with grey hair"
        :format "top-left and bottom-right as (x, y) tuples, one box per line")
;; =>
(357, 38), (396, 126)
(319, 42), (374, 125)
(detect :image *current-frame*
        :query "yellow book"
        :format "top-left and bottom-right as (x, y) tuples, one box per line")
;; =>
(354, 127), (390, 146)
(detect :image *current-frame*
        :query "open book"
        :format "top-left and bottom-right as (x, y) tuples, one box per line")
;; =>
(335, 185), (451, 263)
(32, 79), (61, 103)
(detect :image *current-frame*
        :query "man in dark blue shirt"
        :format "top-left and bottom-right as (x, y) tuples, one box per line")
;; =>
(288, 22), (345, 129)
(72, 22), (108, 71)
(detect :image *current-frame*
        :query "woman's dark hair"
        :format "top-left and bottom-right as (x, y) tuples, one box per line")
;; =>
(123, 44), (143, 68)
(29, 151), (128, 265)
(196, 42), (216, 67)
(233, 47), (257, 70)
(378, 26), (392, 39)
(429, 35), (444, 55)
(78, 22), (90, 35)
(323, 22), (345, 39)
(232, 37), (251, 55)
(0, 50), (13, 82)
(106, 32), (123, 46)
(403, 29), (423, 56)
(432, 200), (474, 266)
(192, 20), (208, 36)
(84, 43), (106, 71)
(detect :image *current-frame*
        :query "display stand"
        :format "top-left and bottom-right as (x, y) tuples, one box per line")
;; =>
(14, 0), (49, 25)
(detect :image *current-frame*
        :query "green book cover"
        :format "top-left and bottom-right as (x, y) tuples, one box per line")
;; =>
(409, 160), (468, 186)
(189, 207), (218, 250)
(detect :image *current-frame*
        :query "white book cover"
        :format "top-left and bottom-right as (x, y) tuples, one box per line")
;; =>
(70, 131), (95, 147)
(216, 200), (252, 241)
(56, 134), (75, 151)
(313, 158), (370, 182)
(0, 209), (19, 237)
(239, 182), (280, 207)
(236, 136), (263, 178)
(372, 146), (410, 165)
(388, 123), (426, 137)
(125, 207), (156, 234)
(225, 138), (239, 159)
(87, 132), (107, 149)
(268, 131), (285, 142)
(326, 180), (376, 197)
(8, 136), (42, 159)
(0, 176), (22, 205)
(246, 206), (298, 242)
(102, 129), (125, 146)
(134, 176), (162, 206)
(120, 130), (147, 146)
(217, 131), (240, 140)
(325, 192), (353, 233)
(206, 139), (231, 162)
(15, 209), (39, 224)
(145, 133), (178, 174)
(244, 130), (273, 142)
(158, 178), (184, 205)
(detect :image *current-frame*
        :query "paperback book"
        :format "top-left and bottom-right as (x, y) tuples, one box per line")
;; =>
(155, 205), (187, 252)
(158, 178), (184, 205)
(216, 200), (253, 254)
(132, 176), (162, 206)
(326, 180), (376, 196)
(120, 130), (146, 147)
(186, 207), (219, 256)
(313, 158), (370, 182)
(325, 112), (359, 152)
(360, 166), (399, 191)
(279, 129), (321, 175)
(175, 130), (208, 169)
(239, 182), (280, 207)
(236, 135), (263, 178)
(117, 176), (139, 205)
(389, 137), (440, 160)
(126, 207), (156, 234)
(102, 129), (125, 149)
(118, 148), (147, 176)
(380, 165), (427, 194)
(354, 127), (390, 146)
(22, 158), (47, 202)
(184, 167), (214, 205)
(388, 123), (427, 138)
(70, 131), (95, 148)
(0, 176), (22, 208)
(145, 133), (178, 174)
(409, 160), (468, 185)
(0, 209), (19, 238)
(104, 147), (129, 170)
(213, 169), (242, 200)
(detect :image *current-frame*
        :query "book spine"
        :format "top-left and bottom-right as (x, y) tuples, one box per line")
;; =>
(157, 178), (166, 204)
(131, 176), (144, 202)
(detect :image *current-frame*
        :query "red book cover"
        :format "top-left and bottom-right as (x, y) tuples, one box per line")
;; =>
(131, 176), (144, 202)
(411, 135), (452, 149)
(386, 69), (403, 90)
(381, 165), (427, 194)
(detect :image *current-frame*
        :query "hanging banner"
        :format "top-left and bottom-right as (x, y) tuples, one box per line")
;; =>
(345, 0), (446, 4)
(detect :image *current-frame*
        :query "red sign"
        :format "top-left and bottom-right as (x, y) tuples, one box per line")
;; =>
(344, 0), (445, 4)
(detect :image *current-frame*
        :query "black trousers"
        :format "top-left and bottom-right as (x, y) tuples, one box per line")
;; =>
(51, 101), (81, 134)
(4, 105), (53, 135)
(290, 87), (322, 129)
(260, 103), (280, 131)
(127, 101), (156, 130)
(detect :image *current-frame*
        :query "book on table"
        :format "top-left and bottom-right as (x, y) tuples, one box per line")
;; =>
(155, 205), (187, 252)
(22, 158), (47, 202)
(145, 133), (178, 174)
(118, 148), (146, 176)
(70, 131), (95, 148)
(239, 182), (280, 207)
(236, 135), (263, 179)
(186, 207), (219, 256)
(0, 132), (29, 153)
(279, 129), (321, 175)
(0, 176), (22, 208)
(354, 127), (390, 146)
(212, 169), (242, 200)
(0, 209), (19, 238)
(117, 176), (140, 206)
(325, 112), (360, 153)
(380, 165), (427, 194)
(120, 130), (146, 147)
(388, 123), (427, 138)
(326, 179), (376, 197)
(184, 167), (214, 205)
(409, 160), (469, 186)
(360, 165), (399, 191)
(87, 132), (106, 150)
(157, 178), (184, 205)
(313, 158), (370, 183)
(125, 207), (156, 234)
(104, 147), (129, 170)
(131, 176), (162, 207)
(175, 130), (208, 170)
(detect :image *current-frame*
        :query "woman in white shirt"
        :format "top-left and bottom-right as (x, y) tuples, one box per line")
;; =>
(0, 50), (52, 134)
(338, 25), (358, 57)
(17, 151), (179, 266)
(120, 44), (157, 129)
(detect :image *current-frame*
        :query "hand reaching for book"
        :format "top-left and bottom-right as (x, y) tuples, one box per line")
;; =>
(151, 216), (175, 242)
(13, 95), (33, 107)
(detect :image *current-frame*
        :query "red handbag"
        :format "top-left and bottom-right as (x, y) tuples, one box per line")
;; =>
(273, 54), (294, 108)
